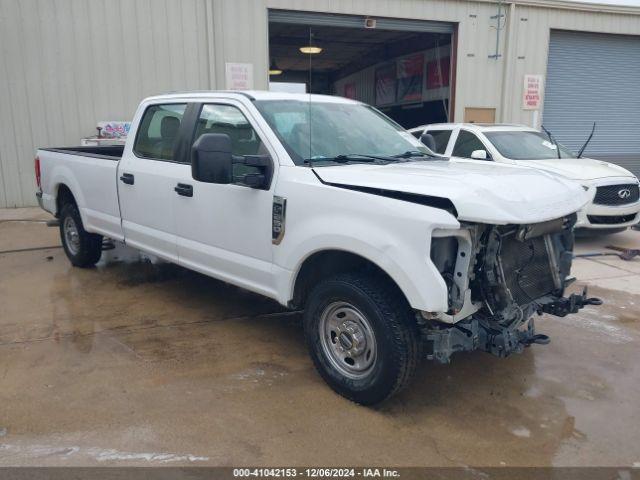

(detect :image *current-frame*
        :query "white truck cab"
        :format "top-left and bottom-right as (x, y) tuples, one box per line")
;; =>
(36, 92), (600, 404)
(409, 123), (640, 231)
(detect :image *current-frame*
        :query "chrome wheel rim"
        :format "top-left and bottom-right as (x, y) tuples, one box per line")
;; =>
(319, 302), (377, 379)
(63, 216), (80, 255)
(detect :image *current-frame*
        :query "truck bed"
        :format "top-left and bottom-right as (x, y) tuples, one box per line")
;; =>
(40, 145), (124, 161)
(37, 144), (124, 241)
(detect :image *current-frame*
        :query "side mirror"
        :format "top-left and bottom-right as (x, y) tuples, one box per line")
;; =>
(191, 133), (233, 184)
(470, 149), (488, 160)
(420, 132), (437, 151)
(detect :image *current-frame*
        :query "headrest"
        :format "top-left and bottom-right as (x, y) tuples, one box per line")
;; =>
(161, 116), (180, 139)
(420, 132), (437, 151)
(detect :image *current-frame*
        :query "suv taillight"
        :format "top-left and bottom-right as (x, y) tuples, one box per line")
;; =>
(34, 156), (41, 190)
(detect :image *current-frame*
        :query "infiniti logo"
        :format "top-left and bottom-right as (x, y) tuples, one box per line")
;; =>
(618, 188), (632, 199)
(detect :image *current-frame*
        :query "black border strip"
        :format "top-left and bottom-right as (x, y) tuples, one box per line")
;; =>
(312, 169), (458, 217)
(39, 147), (122, 161)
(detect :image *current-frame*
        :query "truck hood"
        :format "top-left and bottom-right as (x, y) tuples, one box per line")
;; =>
(512, 157), (636, 181)
(314, 160), (589, 225)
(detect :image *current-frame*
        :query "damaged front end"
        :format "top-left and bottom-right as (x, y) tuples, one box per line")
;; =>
(423, 214), (602, 363)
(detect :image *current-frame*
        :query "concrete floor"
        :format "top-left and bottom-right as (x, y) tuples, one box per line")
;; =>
(1, 208), (639, 467)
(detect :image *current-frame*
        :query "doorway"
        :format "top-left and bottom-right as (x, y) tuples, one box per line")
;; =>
(268, 11), (455, 129)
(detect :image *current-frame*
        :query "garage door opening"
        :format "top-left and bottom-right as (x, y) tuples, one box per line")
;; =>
(268, 11), (455, 129)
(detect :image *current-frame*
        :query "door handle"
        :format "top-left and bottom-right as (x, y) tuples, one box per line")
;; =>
(174, 183), (193, 197)
(120, 173), (134, 185)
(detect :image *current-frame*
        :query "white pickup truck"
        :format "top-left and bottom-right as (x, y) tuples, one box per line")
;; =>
(35, 91), (600, 405)
(409, 123), (640, 232)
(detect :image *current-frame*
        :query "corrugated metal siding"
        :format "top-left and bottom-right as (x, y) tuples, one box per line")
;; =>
(543, 30), (640, 175)
(247, 0), (506, 124)
(0, 0), (211, 208)
(2, 0), (640, 207)
(504, 4), (640, 127)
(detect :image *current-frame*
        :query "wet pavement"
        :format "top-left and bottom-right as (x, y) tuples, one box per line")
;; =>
(1, 208), (639, 467)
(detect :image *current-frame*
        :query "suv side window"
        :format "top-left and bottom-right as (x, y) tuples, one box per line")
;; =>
(194, 104), (267, 177)
(410, 129), (424, 139)
(452, 130), (488, 159)
(425, 129), (452, 154)
(133, 104), (187, 161)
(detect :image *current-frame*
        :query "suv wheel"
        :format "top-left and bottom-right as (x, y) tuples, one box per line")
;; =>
(304, 273), (419, 405)
(59, 202), (103, 267)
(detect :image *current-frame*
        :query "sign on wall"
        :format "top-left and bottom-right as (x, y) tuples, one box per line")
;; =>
(343, 83), (356, 99)
(225, 63), (254, 90)
(375, 63), (396, 106)
(397, 53), (424, 103)
(523, 74), (543, 110)
(426, 57), (450, 90)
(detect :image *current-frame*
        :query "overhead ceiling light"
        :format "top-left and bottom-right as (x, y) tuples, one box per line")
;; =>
(269, 59), (282, 75)
(300, 34), (322, 54)
(299, 45), (322, 54)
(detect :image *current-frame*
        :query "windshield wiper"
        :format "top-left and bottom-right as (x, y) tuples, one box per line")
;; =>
(541, 124), (562, 160)
(578, 122), (596, 158)
(303, 151), (436, 166)
(392, 150), (437, 159)
(304, 154), (396, 166)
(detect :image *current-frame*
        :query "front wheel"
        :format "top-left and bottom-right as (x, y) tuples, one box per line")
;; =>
(303, 273), (420, 405)
(59, 202), (103, 267)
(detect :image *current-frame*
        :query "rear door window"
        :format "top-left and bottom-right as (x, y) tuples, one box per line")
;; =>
(452, 130), (488, 159)
(133, 104), (187, 161)
(425, 129), (452, 154)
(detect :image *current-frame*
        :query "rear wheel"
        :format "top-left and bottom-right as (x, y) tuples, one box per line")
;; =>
(59, 202), (103, 267)
(303, 273), (419, 405)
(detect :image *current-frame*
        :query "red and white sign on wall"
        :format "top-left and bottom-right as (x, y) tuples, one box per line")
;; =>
(522, 74), (543, 110)
(225, 63), (254, 90)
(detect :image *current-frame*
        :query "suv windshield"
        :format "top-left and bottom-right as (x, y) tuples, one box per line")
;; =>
(254, 99), (432, 165)
(484, 131), (577, 160)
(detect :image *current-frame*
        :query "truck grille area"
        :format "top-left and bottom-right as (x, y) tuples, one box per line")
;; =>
(498, 235), (557, 306)
(472, 216), (575, 325)
(593, 184), (639, 206)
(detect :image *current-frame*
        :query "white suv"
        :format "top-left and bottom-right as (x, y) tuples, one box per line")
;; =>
(409, 123), (640, 231)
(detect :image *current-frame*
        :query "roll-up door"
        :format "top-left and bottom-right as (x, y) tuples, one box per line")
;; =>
(543, 30), (640, 177)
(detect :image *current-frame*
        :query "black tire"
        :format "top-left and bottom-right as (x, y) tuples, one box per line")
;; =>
(59, 202), (103, 268)
(303, 273), (420, 405)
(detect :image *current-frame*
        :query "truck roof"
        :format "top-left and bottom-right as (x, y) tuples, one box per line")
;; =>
(143, 90), (360, 104)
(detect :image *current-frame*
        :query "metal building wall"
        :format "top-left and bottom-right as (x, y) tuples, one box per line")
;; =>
(211, 0), (507, 123)
(503, 3), (640, 127)
(211, 0), (640, 131)
(0, 0), (212, 208)
(2, 0), (640, 207)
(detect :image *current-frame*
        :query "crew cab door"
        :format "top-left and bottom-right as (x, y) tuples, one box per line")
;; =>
(172, 101), (277, 298)
(117, 102), (191, 262)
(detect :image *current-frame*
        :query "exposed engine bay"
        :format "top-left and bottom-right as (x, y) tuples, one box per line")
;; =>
(423, 214), (602, 363)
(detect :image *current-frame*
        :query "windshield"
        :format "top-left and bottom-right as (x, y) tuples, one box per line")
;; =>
(484, 131), (577, 160)
(254, 99), (432, 165)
